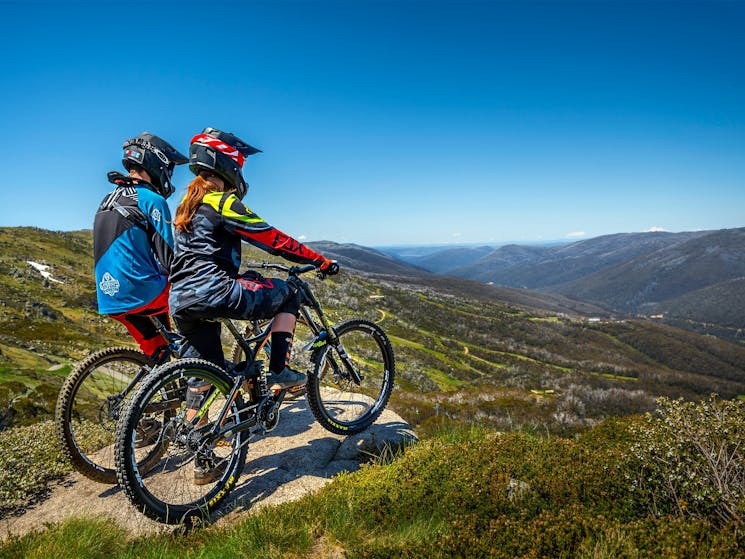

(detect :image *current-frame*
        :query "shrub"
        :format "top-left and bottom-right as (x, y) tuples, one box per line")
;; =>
(627, 395), (745, 525)
(0, 420), (71, 517)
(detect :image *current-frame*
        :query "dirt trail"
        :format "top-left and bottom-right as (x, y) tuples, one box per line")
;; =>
(1, 400), (415, 539)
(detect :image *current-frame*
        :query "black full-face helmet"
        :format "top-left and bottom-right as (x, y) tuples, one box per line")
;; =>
(189, 127), (261, 199)
(122, 132), (188, 198)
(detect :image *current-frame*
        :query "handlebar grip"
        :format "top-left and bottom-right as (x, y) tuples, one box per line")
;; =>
(294, 264), (317, 274)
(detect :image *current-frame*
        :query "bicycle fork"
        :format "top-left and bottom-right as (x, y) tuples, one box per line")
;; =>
(299, 294), (364, 385)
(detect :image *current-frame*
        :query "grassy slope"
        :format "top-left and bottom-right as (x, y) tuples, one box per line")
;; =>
(2, 420), (743, 559)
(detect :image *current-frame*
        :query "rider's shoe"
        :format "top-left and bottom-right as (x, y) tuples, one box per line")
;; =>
(267, 366), (307, 390)
(194, 453), (227, 485)
(134, 418), (161, 448)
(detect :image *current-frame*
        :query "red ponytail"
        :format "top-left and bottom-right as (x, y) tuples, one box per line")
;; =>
(173, 175), (221, 233)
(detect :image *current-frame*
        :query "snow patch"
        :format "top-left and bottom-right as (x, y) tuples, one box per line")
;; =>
(27, 261), (64, 284)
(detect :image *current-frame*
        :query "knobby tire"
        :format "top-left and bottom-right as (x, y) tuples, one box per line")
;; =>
(115, 358), (248, 525)
(54, 347), (154, 484)
(306, 319), (395, 435)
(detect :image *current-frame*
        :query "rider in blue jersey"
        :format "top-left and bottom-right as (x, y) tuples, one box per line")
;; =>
(93, 133), (187, 360)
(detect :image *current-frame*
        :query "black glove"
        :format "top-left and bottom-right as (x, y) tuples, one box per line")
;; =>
(319, 259), (339, 276)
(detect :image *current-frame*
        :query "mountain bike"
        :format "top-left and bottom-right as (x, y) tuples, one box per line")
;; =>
(54, 317), (182, 483)
(54, 303), (303, 484)
(114, 263), (396, 524)
(54, 317), (280, 484)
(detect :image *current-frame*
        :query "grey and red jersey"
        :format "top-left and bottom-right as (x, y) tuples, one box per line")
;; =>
(168, 191), (326, 314)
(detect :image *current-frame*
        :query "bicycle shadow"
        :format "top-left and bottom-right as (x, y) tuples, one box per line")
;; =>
(217, 398), (356, 517)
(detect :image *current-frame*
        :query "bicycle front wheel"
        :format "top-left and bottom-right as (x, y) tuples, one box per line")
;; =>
(307, 319), (395, 435)
(115, 359), (248, 524)
(54, 347), (156, 483)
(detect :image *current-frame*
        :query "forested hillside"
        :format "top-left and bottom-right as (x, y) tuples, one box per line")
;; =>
(3, 226), (745, 436)
(391, 228), (745, 343)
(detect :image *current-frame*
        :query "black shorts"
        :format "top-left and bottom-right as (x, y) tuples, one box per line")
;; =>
(171, 272), (301, 366)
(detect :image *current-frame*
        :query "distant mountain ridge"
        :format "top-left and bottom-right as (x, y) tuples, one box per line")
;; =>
(409, 245), (501, 274)
(306, 240), (609, 316)
(306, 241), (430, 277)
(382, 228), (745, 340)
(450, 231), (710, 288)
(552, 228), (745, 311)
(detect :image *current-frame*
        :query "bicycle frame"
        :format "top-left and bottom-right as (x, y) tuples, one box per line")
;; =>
(184, 262), (363, 447)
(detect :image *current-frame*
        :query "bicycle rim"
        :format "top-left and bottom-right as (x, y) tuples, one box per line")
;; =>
(55, 348), (155, 483)
(307, 319), (395, 435)
(115, 359), (247, 524)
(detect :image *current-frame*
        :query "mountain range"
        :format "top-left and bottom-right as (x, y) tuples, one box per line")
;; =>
(4, 226), (745, 559)
(375, 228), (745, 341)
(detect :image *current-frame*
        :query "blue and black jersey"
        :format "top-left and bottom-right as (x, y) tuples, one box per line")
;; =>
(94, 175), (174, 315)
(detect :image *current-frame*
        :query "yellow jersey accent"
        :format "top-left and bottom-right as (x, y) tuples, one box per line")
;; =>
(202, 192), (264, 224)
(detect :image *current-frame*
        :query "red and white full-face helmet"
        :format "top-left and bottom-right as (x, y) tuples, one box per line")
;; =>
(189, 127), (261, 199)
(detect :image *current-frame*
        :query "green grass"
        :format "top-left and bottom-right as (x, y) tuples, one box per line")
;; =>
(2, 418), (744, 559)
(588, 370), (639, 382)
(0, 369), (42, 388)
(0, 344), (58, 371)
(420, 366), (465, 391)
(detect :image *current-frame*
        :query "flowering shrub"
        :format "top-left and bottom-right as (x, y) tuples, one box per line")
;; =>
(628, 395), (745, 525)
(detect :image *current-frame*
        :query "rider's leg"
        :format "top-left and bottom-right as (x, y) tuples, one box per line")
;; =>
(174, 316), (225, 366)
(265, 296), (307, 389)
(226, 275), (306, 389)
(268, 312), (296, 373)
(172, 317), (224, 423)
(109, 286), (171, 360)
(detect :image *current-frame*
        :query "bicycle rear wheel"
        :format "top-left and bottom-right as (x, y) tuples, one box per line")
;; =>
(306, 319), (395, 435)
(54, 347), (160, 483)
(115, 359), (248, 524)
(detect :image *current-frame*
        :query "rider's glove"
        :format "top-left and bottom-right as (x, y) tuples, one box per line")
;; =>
(319, 259), (339, 276)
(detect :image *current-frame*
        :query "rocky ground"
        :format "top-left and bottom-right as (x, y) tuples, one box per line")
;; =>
(1, 399), (416, 539)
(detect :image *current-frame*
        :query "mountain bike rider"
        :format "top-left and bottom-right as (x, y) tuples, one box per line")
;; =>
(170, 128), (337, 484)
(94, 133), (188, 362)
(169, 128), (339, 394)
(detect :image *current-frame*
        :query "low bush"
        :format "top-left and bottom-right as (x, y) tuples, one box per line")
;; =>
(0, 420), (71, 517)
(627, 395), (745, 525)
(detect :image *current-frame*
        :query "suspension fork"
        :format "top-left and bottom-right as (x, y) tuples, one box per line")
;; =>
(298, 281), (363, 384)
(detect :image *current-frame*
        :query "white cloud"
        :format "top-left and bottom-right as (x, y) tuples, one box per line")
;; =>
(451, 232), (462, 238)
(645, 226), (667, 232)
(298, 234), (307, 241)
(565, 231), (586, 238)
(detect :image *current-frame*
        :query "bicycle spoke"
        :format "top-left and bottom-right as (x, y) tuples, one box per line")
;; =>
(115, 360), (248, 524)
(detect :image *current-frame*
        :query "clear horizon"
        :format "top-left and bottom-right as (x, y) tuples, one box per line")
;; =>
(1, 1), (743, 246)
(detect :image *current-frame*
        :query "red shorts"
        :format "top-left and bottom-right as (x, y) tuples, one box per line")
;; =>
(109, 286), (171, 357)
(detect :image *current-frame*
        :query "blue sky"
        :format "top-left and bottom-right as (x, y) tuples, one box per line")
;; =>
(0, 1), (743, 246)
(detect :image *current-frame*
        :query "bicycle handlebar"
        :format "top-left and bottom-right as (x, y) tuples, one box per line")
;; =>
(246, 262), (318, 275)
